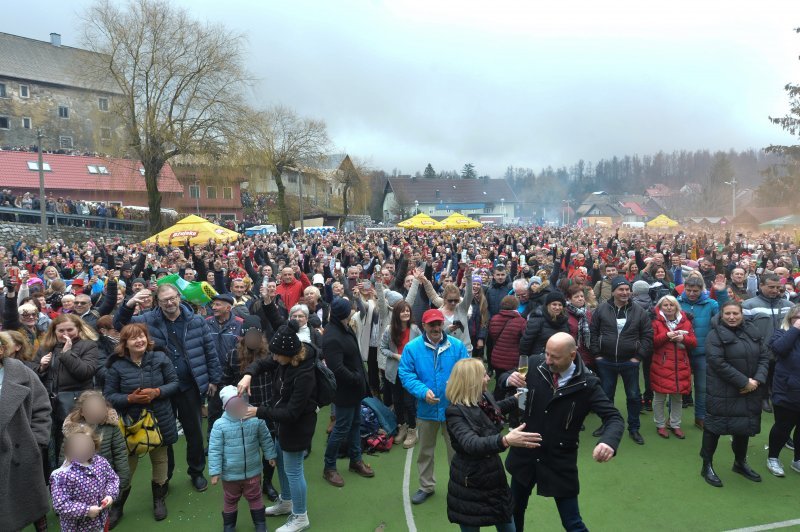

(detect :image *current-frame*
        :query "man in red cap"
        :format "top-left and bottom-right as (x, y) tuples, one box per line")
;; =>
(398, 308), (469, 505)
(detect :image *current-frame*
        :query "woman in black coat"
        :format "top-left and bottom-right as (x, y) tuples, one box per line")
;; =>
(700, 301), (770, 488)
(104, 323), (179, 521)
(445, 358), (541, 532)
(519, 292), (570, 357)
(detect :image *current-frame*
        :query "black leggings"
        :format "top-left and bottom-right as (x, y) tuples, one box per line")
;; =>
(391, 378), (416, 428)
(700, 430), (749, 463)
(768, 403), (800, 461)
(367, 346), (380, 394)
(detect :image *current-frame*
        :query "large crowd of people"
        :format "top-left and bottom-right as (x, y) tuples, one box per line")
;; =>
(1, 224), (799, 532)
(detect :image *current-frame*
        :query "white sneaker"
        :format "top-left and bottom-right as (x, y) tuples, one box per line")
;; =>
(276, 513), (310, 532)
(767, 458), (785, 477)
(791, 460), (800, 474)
(265, 497), (293, 516)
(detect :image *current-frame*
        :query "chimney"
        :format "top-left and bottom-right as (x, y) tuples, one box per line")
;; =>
(50, 33), (61, 47)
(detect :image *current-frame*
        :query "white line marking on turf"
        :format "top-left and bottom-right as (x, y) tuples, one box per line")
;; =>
(403, 447), (417, 532)
(724, 519), (800, 532)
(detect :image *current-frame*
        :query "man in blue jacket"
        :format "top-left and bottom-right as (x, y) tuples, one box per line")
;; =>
(399, 308), (469, 505)
(205, 294), (243, 436)
(117, 284), (222, 492)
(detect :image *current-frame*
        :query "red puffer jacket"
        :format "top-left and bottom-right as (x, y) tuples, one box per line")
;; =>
(650, 312), (697, 395)
(488, 310), (527, 371)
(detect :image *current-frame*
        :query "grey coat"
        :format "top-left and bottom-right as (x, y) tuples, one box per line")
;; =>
(0, 358), (52, 531)
(379, 324), (422, 383)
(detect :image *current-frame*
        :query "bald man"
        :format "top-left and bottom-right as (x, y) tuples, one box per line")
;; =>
(505, 332), (624, 532)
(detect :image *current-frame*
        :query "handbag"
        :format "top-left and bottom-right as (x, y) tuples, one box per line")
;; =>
(47, 351), (81, 421)
(119, 409), (163, 457)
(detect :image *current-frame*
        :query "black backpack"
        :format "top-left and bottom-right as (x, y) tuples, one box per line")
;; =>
(314, 360), (337, 406)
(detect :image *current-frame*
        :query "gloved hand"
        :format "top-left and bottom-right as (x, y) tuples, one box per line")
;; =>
(127, 389), (150, 404)
(139, 388), (161, 402)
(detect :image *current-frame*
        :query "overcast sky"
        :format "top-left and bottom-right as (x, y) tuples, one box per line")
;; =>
(4, 0), (800, 176)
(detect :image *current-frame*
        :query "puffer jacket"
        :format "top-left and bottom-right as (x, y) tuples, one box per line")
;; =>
(208, 412), (277, 481)
(115, 303), (222, 394)
(206, 314), (243, 367)
(650, 312), (697, 395)
(398, 333), (469, 422)
(519, 308), (570, 358)
(104, 350), (181, 446)
(768, 327), (800, 409)
(488, 310), (527, 371)
(60, 410), (131, 490)
(677, 290), (727, 357)
(704, 321), (770, 436)
(445, 394), (516, 527)
(742, 294), (793, 355)
(485, 277), (511, 317)
(589, 300), (653, 362)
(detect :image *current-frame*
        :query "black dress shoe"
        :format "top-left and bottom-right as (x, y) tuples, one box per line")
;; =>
(702, 463), (723, 487)
(732, 461), (762, 482)
(630, 431), (645, 445)
(191, 475), (208, 492)
(262, 480), (279, 502)
(592, 425), (605, 437)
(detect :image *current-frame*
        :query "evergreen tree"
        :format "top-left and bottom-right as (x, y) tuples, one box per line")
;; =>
(461, 163), (477, 179)
(423, 163), (437, 178)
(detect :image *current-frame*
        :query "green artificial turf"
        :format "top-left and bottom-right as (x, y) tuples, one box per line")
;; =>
(34, 394), (800, 532)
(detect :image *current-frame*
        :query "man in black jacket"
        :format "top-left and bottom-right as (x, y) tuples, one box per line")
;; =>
(505, 333), (623, 532)
(589, 276), (653, 445)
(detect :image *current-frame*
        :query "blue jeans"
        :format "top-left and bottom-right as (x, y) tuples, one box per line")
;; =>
(460, 523), (515, 532)
(595, 359), (641, 432)
(690, 355), (707, 420)
(510, 476), (587, 532)
(275, 441), (308, 514)
(323, 404), (362, 470)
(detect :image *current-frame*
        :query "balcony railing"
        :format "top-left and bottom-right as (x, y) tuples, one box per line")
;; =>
(0, 205), (149, 233)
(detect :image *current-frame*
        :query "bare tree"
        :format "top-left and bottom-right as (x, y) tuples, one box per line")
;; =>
(237, 106), (329, 232)
(82, 0), (250, 232)
(336, 156), (368, 221)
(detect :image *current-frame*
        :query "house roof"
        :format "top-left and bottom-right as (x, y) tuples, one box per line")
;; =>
(621, 202), (647, 217)
(386, 177), (517, 205)
(732, 206), (794, 225)
(0, 32), (122, 94)
(0, 151), (182, 193)
(646, 184), (672, 197)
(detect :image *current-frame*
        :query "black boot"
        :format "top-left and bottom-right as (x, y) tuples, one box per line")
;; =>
(151, 481), (168, 521)
(108, 487), (131, 529)
(701, 462), (723, 487)
(262, 463), (279, 502)
(222, 510), (238, 532)
(733, 461), (762, 482)
(250, 508), (267, 532)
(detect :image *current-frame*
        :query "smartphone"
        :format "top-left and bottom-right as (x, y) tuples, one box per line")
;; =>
(375, 264), (381, 273)
(335, 261), (341, 271)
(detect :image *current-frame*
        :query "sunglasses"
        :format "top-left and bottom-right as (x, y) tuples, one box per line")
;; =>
(446, 299), (460, 304)
(21, 312), (37, 318)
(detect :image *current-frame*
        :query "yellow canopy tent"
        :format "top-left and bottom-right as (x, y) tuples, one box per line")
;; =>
(646, 214), (679, 228)
(142, 215), (240, 245)
(442, 213), (483, 230)
(397, 213), (446, 230)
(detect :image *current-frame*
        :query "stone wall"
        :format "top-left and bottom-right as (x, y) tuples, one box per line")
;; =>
(0, 221), (147, 245)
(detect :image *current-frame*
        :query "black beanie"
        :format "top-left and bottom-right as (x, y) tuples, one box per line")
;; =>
(330, 297), (352, 321)
(241, 315), (262, 336)
(269, 320), (302, 357)
(545, 291), (566, 306)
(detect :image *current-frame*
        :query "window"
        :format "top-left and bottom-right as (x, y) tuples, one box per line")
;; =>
(303, 175), (310, 185)
(59, 136), (73, 149)
(435, 190), (440, 198)
(27, 161), (52, 171)
(100, 127), (112, 140)
(0, 83), (6, 97)
(87, 165), (99, 174)
(223, 187), (232, 200)
(58, 106), (69, 119)
(220, 214), (236, 221)
(98, 166), (109, 174)
(22, 117), (31, 129)
(19, 84), (29, 98)
(207, 186), (217, 199)
(189, 185), (200, 199)
(0, 117), (8, 129)
(139, 168), (146, 176)
(288, 173), (297, 183)
(98, 97), (109, 111)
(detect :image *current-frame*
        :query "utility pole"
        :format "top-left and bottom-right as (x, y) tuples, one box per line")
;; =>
(36, 129), (47, 242)
(724, 178), (738, 218)
(298, 169), (304, 232)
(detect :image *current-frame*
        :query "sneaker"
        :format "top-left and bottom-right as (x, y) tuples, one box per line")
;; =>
(786, 439), (795, 452)
(767, 458), (785, 477)
(396, 424), (408, 446)
(411, 489), (434, 505)
(265, 498), (293, 516)
(791, 460), (800, 474)
(276, 513), (310, 532)
(403, 428), (418, 449)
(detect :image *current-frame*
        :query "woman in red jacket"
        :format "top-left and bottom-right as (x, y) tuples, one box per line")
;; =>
(651, 295), (697, 439)
(488, 296), (527, 400)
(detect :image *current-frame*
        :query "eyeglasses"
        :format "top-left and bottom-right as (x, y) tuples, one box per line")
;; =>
(74, 300), (90, 306)
(20, 312), (37, 318)
(158, 295), (179, 305)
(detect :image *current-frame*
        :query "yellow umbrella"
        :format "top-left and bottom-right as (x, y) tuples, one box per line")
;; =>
(397, 213), (446, 230)
(142, 215), (240, 245)
(646, 214), (679, 228)
(442, 212), (483, 230)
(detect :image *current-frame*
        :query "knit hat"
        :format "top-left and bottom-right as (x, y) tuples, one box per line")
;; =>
(219, 385), (241, 410)
(131, 277), (146, 286)
(385, 290), (403, 307)
(241, 315), (262, 336)
(330, 297), (352, 321)
(632, 280), (650, 295)
(529, 276), (543, 286)
(269, 320), (302, 357)
(611, 276), (630, 292)
(471, 275), (483, 285)
(545, 291), (566, 306)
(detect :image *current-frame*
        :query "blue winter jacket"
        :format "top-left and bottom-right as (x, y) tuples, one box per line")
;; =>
(398, 333), (469, 422)
(114, 303), (222, 394)
(677, 290), (727, 357)
(768, 327), (800, 409)
(206, 314), (243, 367)
(208, 412), (276, 482)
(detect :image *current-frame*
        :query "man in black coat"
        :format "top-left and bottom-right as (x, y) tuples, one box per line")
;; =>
(589, 276), (653, 445)
(505, 333), (623, 532)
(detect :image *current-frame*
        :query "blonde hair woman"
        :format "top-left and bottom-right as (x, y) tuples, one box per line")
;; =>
(445, 358), (541, 532)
